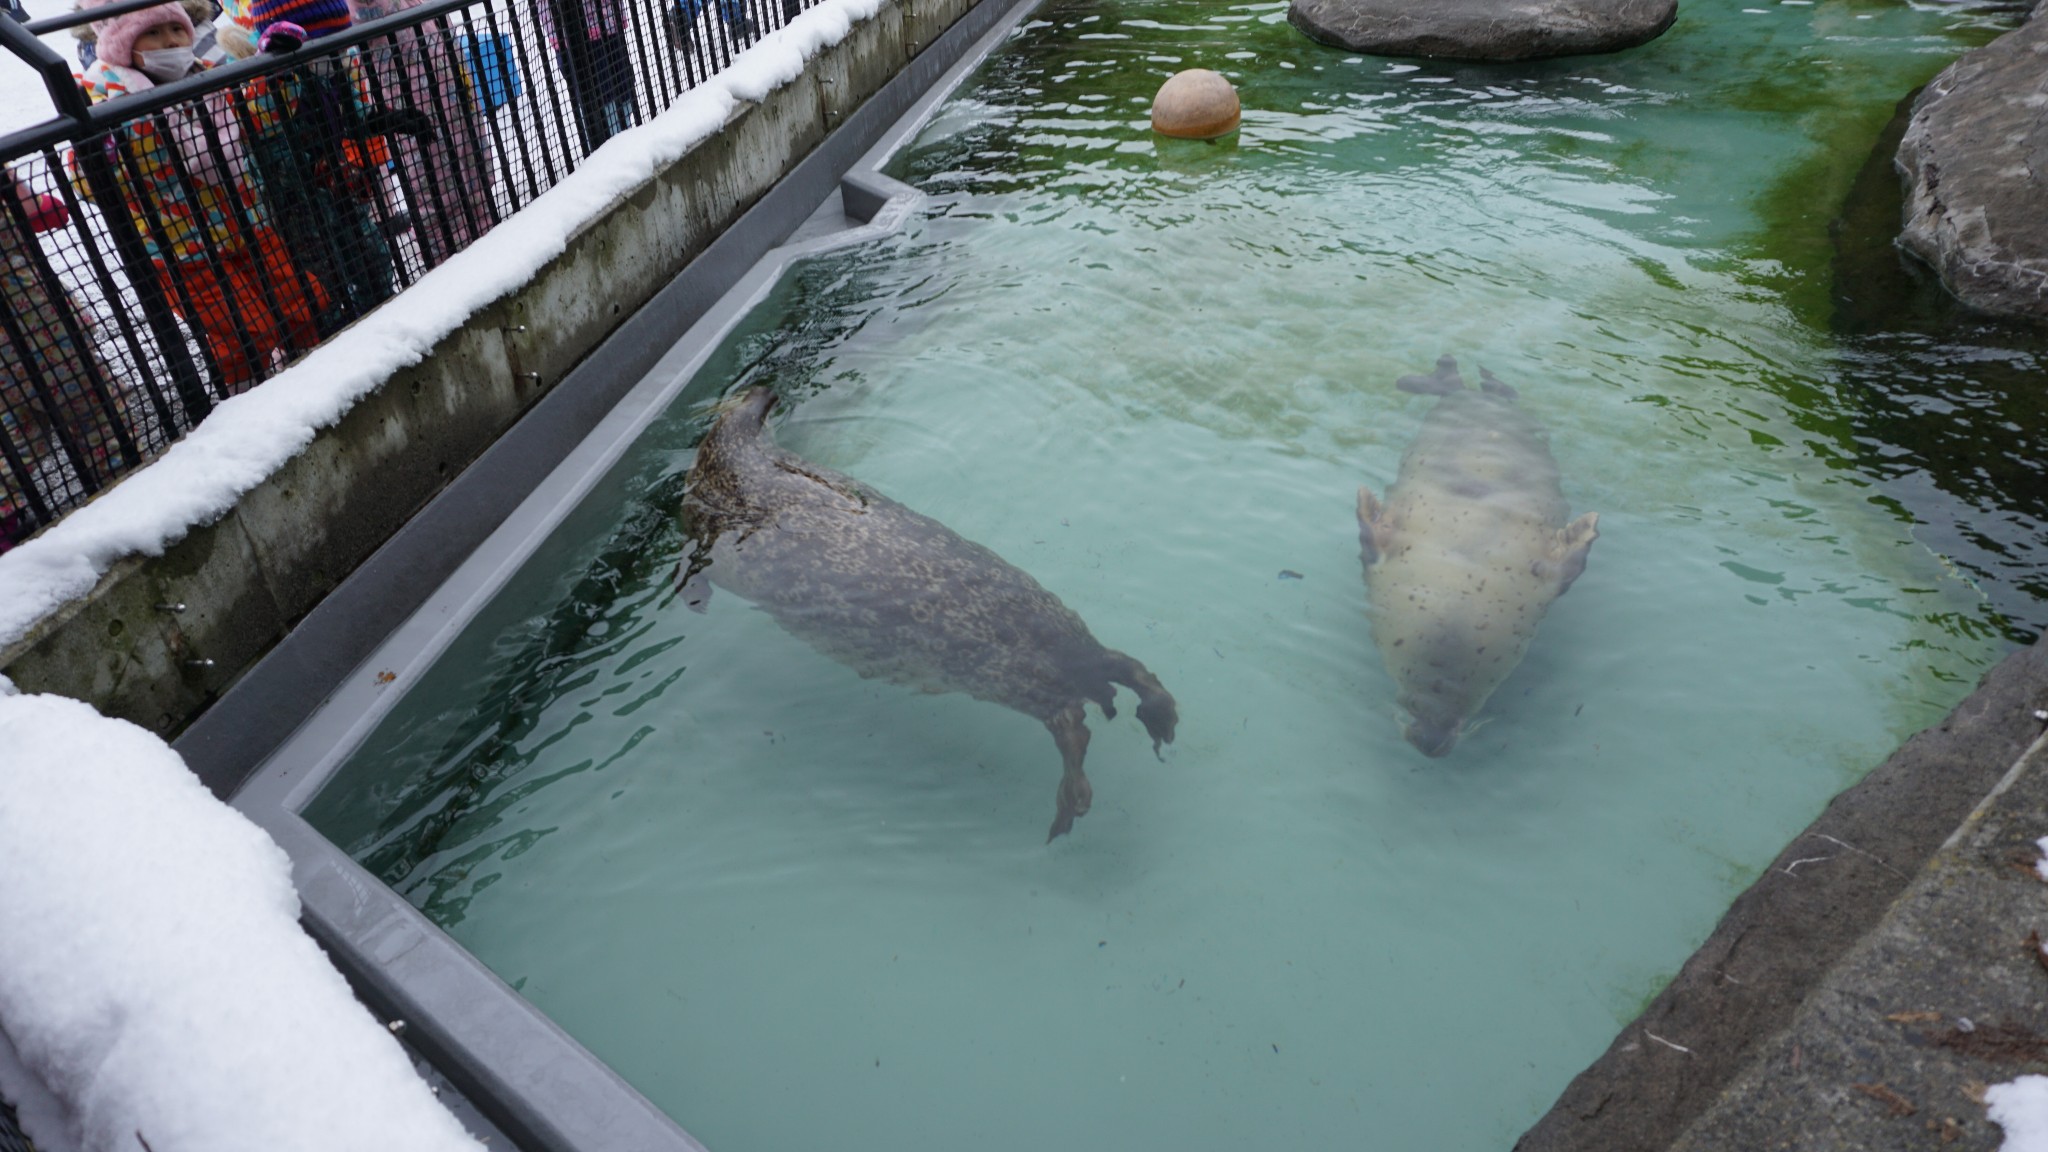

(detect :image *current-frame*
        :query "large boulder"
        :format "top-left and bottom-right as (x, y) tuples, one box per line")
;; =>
(1287, 0), (1676, 61)
(1895, 3), (2048, 324)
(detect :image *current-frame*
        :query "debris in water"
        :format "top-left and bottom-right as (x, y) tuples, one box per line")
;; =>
(1278, 570), (1304, 581)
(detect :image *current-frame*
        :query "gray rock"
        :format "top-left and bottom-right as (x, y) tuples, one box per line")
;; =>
(1896, 3), (2048, 323)
(1287, 0), (1677, 61)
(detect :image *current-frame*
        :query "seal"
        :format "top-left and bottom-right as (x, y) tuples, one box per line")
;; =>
(678, 387), (1179, 839)
(1357, 357), (1598, 756)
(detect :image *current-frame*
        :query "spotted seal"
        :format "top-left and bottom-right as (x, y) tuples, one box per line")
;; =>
(679, 388), (1178, 839)
(1357, 357), (1598, 756)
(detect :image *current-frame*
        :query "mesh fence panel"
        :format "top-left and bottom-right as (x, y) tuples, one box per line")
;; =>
(2, 0), (813, 549)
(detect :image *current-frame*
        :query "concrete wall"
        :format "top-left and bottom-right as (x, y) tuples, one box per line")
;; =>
(0, 0), (979, 739)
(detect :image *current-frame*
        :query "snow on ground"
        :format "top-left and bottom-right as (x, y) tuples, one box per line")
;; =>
(1989, 1076), (2048, 1152)
(0, 683), (485, 1152)
(0, 0), (888, 650)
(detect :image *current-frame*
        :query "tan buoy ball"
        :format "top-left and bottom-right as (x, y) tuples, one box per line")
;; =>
(1151, 69), (1241, 140)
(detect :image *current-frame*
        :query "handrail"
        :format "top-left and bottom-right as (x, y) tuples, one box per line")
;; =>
(19, 0), (172, 36)
(0, 11), (92, 123)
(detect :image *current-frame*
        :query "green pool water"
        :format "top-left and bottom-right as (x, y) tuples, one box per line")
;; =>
(307, 1), (2033, 1148)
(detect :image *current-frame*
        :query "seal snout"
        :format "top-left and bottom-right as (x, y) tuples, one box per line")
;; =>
(1403, 715), (1460, 758)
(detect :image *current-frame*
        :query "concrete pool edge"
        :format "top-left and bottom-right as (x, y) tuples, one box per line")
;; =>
(1515, 630), (2048, 1151)
(191, 0), (1043, 1146)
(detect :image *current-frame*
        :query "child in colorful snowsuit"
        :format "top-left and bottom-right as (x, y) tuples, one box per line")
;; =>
(237, 0), (428, 332)
(71, 0), (328, 390)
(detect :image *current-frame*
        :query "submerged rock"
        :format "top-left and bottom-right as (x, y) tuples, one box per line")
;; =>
(1287, 0), (1676, 61)
(1895, 5), (2048, 324)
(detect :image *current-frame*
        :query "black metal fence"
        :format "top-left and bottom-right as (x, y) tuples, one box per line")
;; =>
(0, 0), (806, 551)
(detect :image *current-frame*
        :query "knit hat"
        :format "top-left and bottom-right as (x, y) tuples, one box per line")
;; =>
(79, 0), (193, 68)
(246, 0), (349, 40)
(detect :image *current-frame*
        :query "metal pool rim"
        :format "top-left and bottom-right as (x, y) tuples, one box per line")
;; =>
(189, 0), (1043, 1146)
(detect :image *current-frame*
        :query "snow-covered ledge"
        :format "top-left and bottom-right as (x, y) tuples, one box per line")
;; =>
(0, 0), (975, 764)
(0, 683), (489, 1152)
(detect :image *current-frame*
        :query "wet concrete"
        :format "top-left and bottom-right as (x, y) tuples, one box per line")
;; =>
(1516, 632), (2048, 1150)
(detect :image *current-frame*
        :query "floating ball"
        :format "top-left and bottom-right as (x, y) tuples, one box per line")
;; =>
(1151, 69), (1241, 140)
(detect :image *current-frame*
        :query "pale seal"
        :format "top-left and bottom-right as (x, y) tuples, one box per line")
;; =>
(1357, 357), (1598, 756)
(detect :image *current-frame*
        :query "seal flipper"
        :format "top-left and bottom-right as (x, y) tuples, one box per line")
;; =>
(1397, 355), (1465, 396)
(1532, 511), (1600, 594)
(1357, 487), (1390, 566)
(1045, 703), (1093, 841)
(1477, 367), (1518, 400)
(1102, 651), (1177, 759)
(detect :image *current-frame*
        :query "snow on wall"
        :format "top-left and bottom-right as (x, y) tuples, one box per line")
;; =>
(0, 685), (484, 1152)
(0, 0), (887, 653)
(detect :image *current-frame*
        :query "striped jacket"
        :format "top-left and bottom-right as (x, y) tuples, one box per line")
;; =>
(70, 58), (273, 264)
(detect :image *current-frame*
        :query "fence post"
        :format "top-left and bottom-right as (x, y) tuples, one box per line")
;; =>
(71, 139), (214, 423)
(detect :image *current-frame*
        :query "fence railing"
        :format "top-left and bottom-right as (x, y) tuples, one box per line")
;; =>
(0, 0), (805, 550)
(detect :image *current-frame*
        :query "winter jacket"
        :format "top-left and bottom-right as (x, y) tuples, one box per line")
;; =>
(240, 58), (422, 322)
(70, 58), (270, 265)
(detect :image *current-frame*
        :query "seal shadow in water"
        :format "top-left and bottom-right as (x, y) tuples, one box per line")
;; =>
(675, 386), (1179, 840)
(1357, 356), (1598, 758)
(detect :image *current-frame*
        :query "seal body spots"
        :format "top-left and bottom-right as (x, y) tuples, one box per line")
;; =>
(1357, 357), (1598, 757)
(679, 387), (1178, 839)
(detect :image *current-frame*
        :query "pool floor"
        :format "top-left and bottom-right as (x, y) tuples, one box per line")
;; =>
(305, 0), (2027, 1147)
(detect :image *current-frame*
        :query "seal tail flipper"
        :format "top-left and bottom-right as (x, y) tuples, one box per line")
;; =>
(1102, 651), (1177, 758)
(1357, 487), (1389, 566)
(1477, 367), (1519, 400)
(1045, 703), (1093, 841)
(1533, 511), (1600, 594)
(1396, 355), (1465, 396)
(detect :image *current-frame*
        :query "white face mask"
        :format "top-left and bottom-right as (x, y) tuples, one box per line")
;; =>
(135, 45), (197, 82)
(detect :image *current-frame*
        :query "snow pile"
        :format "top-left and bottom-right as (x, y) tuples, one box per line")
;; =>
(0, 0), (889, 651)
(1988, 1076), (2048, 1152)
(0, 689), (484, 1152)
